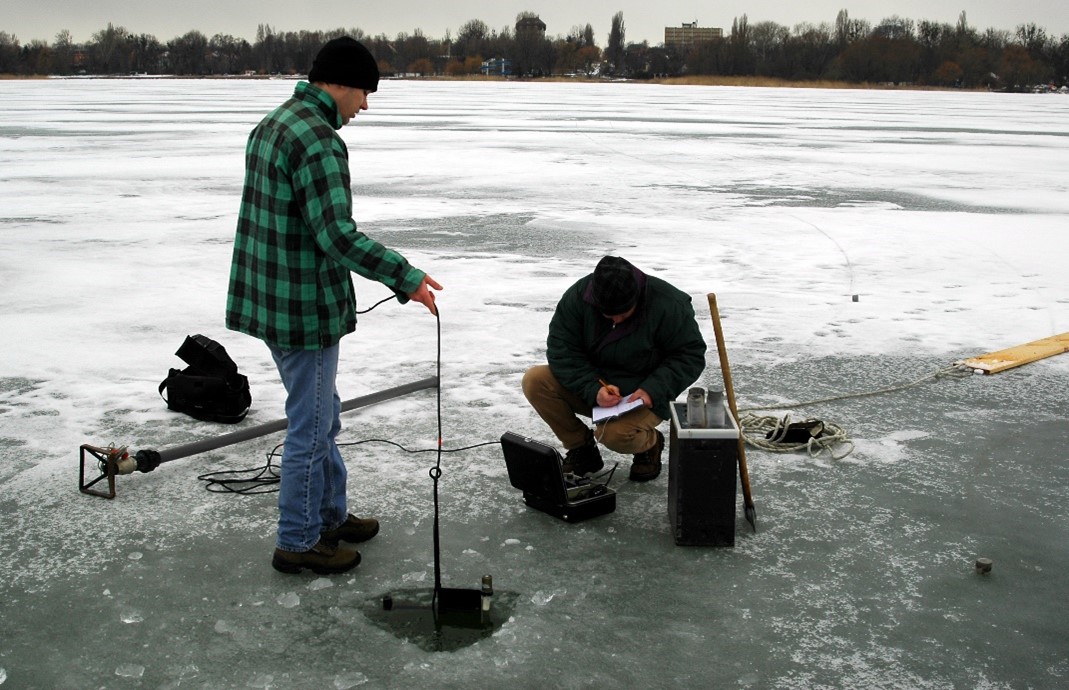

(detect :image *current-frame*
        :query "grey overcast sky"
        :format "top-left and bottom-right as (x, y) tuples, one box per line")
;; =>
(5, 0), (1068, 45)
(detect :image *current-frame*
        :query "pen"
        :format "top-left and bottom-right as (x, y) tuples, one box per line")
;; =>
(599, 378), (611, 388)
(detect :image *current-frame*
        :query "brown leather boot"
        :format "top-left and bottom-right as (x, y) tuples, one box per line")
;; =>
(320, 514), (380, 546)
(562, 436), (604, 475)
(271, 539), (360, 575)
(629, 430), (664, 481)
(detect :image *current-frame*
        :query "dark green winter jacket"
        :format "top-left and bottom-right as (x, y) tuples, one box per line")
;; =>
(546, 267), (707, 420)
(226, 81), (425, 350)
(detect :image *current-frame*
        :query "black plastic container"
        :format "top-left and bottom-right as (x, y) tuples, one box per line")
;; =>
(667, 401), (739, 546)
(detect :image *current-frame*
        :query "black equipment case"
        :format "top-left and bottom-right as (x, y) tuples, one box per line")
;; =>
(667, 401), (739, 546)
(500, 432), (616, 523)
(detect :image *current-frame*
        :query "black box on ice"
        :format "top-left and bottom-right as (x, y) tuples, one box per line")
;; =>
(500, 431), (616, 523)
(668, 401), (739, 546)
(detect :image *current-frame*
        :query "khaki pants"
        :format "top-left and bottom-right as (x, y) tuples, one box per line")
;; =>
(521, 365), (661, 454)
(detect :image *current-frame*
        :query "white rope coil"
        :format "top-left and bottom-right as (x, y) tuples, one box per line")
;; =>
(732, 364), (973, 461)
(738, 413), (854, 460)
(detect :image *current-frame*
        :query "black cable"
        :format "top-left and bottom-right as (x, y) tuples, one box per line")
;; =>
(356, 292), (450, 603)
(338, 439), (500, 454)
(196, 438), (500, 494)
(197, 443), (282, 494)
(356, 294), (398, 314)
(430, 303), (444, 605)
(197, 440), (499, 495)
(598, 463), (618, 485)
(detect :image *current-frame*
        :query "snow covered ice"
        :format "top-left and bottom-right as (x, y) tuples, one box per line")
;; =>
(1, 78), (1068, 687)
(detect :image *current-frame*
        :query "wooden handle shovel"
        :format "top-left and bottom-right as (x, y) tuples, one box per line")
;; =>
(707, 293), (757, 532)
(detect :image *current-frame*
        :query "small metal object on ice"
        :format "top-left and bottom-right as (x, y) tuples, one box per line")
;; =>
(975, 558), (993, 574)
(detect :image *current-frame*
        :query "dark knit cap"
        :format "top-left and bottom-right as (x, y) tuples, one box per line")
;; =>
(308, 37), (379, 93)
(592, 256), (639, 315)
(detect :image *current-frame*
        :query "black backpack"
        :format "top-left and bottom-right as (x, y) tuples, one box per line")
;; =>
(159, 335), (252, 424)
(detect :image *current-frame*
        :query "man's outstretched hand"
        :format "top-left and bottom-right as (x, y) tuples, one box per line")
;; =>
(408, 275), (443, 315)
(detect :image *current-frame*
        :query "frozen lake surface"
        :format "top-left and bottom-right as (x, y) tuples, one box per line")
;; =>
(1, 78), (1068, 688)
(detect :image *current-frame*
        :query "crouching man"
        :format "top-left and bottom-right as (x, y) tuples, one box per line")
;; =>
(522, 256), (706, 481)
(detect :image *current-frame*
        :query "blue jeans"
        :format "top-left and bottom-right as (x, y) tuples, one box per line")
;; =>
(269, 344), (348, 552)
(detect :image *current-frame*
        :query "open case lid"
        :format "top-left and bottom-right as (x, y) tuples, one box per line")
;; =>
(500, 432), (568, 505)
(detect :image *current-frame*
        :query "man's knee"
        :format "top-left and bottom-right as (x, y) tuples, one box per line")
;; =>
(521, 364), (553, 401)
(598, 426), (646, 455)
(597, 413), (662, 454)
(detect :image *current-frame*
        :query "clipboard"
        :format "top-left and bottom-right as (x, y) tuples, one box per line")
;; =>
(592, 398), (644, 423)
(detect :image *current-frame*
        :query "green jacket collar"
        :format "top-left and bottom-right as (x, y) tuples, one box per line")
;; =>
(294, 81), (343, 130)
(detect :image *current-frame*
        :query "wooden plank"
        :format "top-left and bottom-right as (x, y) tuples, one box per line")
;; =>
(962, 332), (1069, 374)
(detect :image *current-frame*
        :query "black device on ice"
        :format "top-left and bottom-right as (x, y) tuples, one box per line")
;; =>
(500, 431), (616, 522)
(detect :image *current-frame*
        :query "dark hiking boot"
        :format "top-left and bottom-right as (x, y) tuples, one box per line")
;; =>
(562, 437), (604, 476)
(321, 514), (380, 546)
(629, 430), (665, 482)
(271, 539), (360, 575)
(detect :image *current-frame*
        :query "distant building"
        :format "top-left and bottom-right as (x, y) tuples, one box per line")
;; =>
(664, 22), (722, 51)
(516, 15), (547, 36)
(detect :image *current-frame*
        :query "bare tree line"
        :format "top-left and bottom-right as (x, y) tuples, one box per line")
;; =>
(1, 10), (1066, 89)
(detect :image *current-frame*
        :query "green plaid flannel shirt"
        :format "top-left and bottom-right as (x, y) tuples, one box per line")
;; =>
(226, 81), (425, 350)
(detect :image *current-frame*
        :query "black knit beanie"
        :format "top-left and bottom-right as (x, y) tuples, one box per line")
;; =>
(592, 256), (639, 315)
(308, 37), (380, 92)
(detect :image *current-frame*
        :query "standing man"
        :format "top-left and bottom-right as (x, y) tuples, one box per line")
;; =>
(226, 37), (442, 575)
(522, 256), (705, 481)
